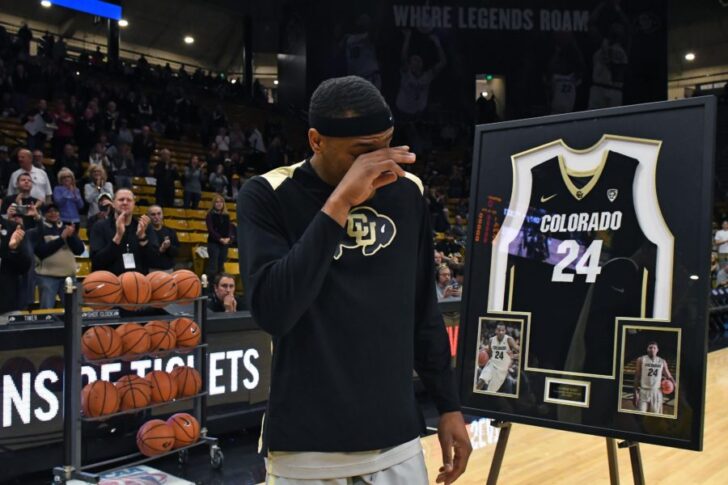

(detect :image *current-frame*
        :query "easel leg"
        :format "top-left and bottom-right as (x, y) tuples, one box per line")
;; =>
(487, 421), (512, 485)
(606, 438), (620, 485)
(618, 440), (646, 485)
(628, 443), (645, 485)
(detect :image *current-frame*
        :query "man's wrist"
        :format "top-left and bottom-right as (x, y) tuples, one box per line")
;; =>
(322, 195), (351, 227)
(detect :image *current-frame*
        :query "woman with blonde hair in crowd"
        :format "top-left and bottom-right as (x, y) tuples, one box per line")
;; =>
(53, 167), (84, 226)
(84, 164), (114, 217)
(205, 194), (233, 278)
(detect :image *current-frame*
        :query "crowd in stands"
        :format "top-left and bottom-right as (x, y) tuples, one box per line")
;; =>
(0, 22), (473, 314)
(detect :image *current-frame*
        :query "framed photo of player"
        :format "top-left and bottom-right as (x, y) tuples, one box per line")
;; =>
(456, 97), (716, 451)
(473, 317), (523, 398)
(618, 325), (680, 419)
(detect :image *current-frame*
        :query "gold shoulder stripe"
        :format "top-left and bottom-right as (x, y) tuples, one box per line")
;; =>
(403, 172), (424, 195)
(260, 160), (306, 190)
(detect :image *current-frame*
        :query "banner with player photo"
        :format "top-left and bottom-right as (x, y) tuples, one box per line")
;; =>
(456, 97), (715, 450)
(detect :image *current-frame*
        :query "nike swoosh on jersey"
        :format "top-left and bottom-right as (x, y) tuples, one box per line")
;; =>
(540, 194), (558, 203)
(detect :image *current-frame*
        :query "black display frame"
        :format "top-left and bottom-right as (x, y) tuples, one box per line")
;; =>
(456, 97), (716, 451)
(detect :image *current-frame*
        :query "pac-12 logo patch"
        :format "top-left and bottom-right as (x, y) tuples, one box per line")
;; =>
(607, 188), (618, 202)
(334, 206), (396, 260)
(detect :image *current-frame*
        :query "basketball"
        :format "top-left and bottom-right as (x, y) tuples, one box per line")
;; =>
(81, 380), (120, 417)
(115, 323), (151, 356)
(145, 370), (177, 402)
(478, 349), (489, 367)
(145, 320), (177, 352)
(81, 325), (123, 360)
(147, 271), (178, 305)
(170, 366), (202, 397)
(171, 269), (201, 300)
(115, 374), (152, 410)
(82, 271), (122, 305)
(119, 271), (152, 309)
(662, 379), (675, 395)
(136, 419), (175, 457)
(166, 413), (200, 448)
(171, 318), (201, 348)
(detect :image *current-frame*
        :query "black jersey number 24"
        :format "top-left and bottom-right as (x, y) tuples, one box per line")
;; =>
(552, 239), (603, 283)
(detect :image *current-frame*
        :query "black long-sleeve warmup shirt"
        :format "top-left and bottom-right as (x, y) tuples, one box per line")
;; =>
(237, 159), (459, 453)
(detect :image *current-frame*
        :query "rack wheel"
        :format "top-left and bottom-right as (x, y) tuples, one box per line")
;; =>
(178, 448), (189, 465)
(210, 444), (224, 469)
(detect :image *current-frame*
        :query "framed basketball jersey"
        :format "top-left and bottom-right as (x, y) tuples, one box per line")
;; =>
(457, 97), (715, 451)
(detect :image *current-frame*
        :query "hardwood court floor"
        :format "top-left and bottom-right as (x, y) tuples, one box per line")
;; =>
(421, 347), (728, 484)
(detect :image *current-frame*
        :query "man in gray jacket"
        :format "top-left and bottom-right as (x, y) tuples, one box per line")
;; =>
(29, 203), (84, 308)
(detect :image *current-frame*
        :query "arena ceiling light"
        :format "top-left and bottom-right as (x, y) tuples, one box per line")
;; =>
(118, 18), (128, 27)
(184, 35), (194, 45)
(685, 52), (696, 61)
(41, 0), (52, 7)
(273, 80), (279, 85)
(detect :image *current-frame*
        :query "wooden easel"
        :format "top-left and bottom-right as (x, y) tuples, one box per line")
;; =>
(486, 421), (646, 485)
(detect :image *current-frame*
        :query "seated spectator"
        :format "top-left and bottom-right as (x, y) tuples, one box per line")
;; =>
(86, 192), (113, 230)
(228, 174), (242, 201)
(137, 95), (153, 125)
(89, 142), (111, 172)
(8, 148), (53, 203)
(0, 217), (31, 314)
(53, 168), (83, 226)
(435, 263), (461, 301)
(715, 220), (728, 263)
(32, 149), (45, 169)
(205, 194), (233, 278)
(183, 155), (203, 209)
(147, 205), (179, 273)
(57, 144), (81, 179)
(110, 143), (134, 189)
(2, 172), (42, 230)
(209, 164), (228, 195)
(104, 101), (120, 133)
(84, 165), (114, 218)
(0, 146), (18, 194)
(711, 252), (719, 287)
(29, 203), (84, 308)
(717, 263), (728, 288)
(208, 272), (243, 312)
(247, 124), (266, 153)
(133, 125), (156, 176)
(206, 142), (223, 173)
(116, 119), (134, 146)
(52, 101), (75, 161)
(215, 127), (230, 155)
(24, 99), (54, 151)
(77, 108), (101, 161)
(229, 123), (245, 152)
(450, 215), (467, 239)
(154, 149), (177, 207)
(90, 188), (157, 275)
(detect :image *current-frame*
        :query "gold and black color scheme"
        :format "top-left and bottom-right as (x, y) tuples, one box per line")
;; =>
(457, 97), (715, 451)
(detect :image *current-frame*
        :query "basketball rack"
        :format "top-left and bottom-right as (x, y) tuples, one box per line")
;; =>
(53, 277), (223, 484)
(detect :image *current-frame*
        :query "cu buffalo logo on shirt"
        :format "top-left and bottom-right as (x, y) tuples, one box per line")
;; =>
(334, 206), (397, 260)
